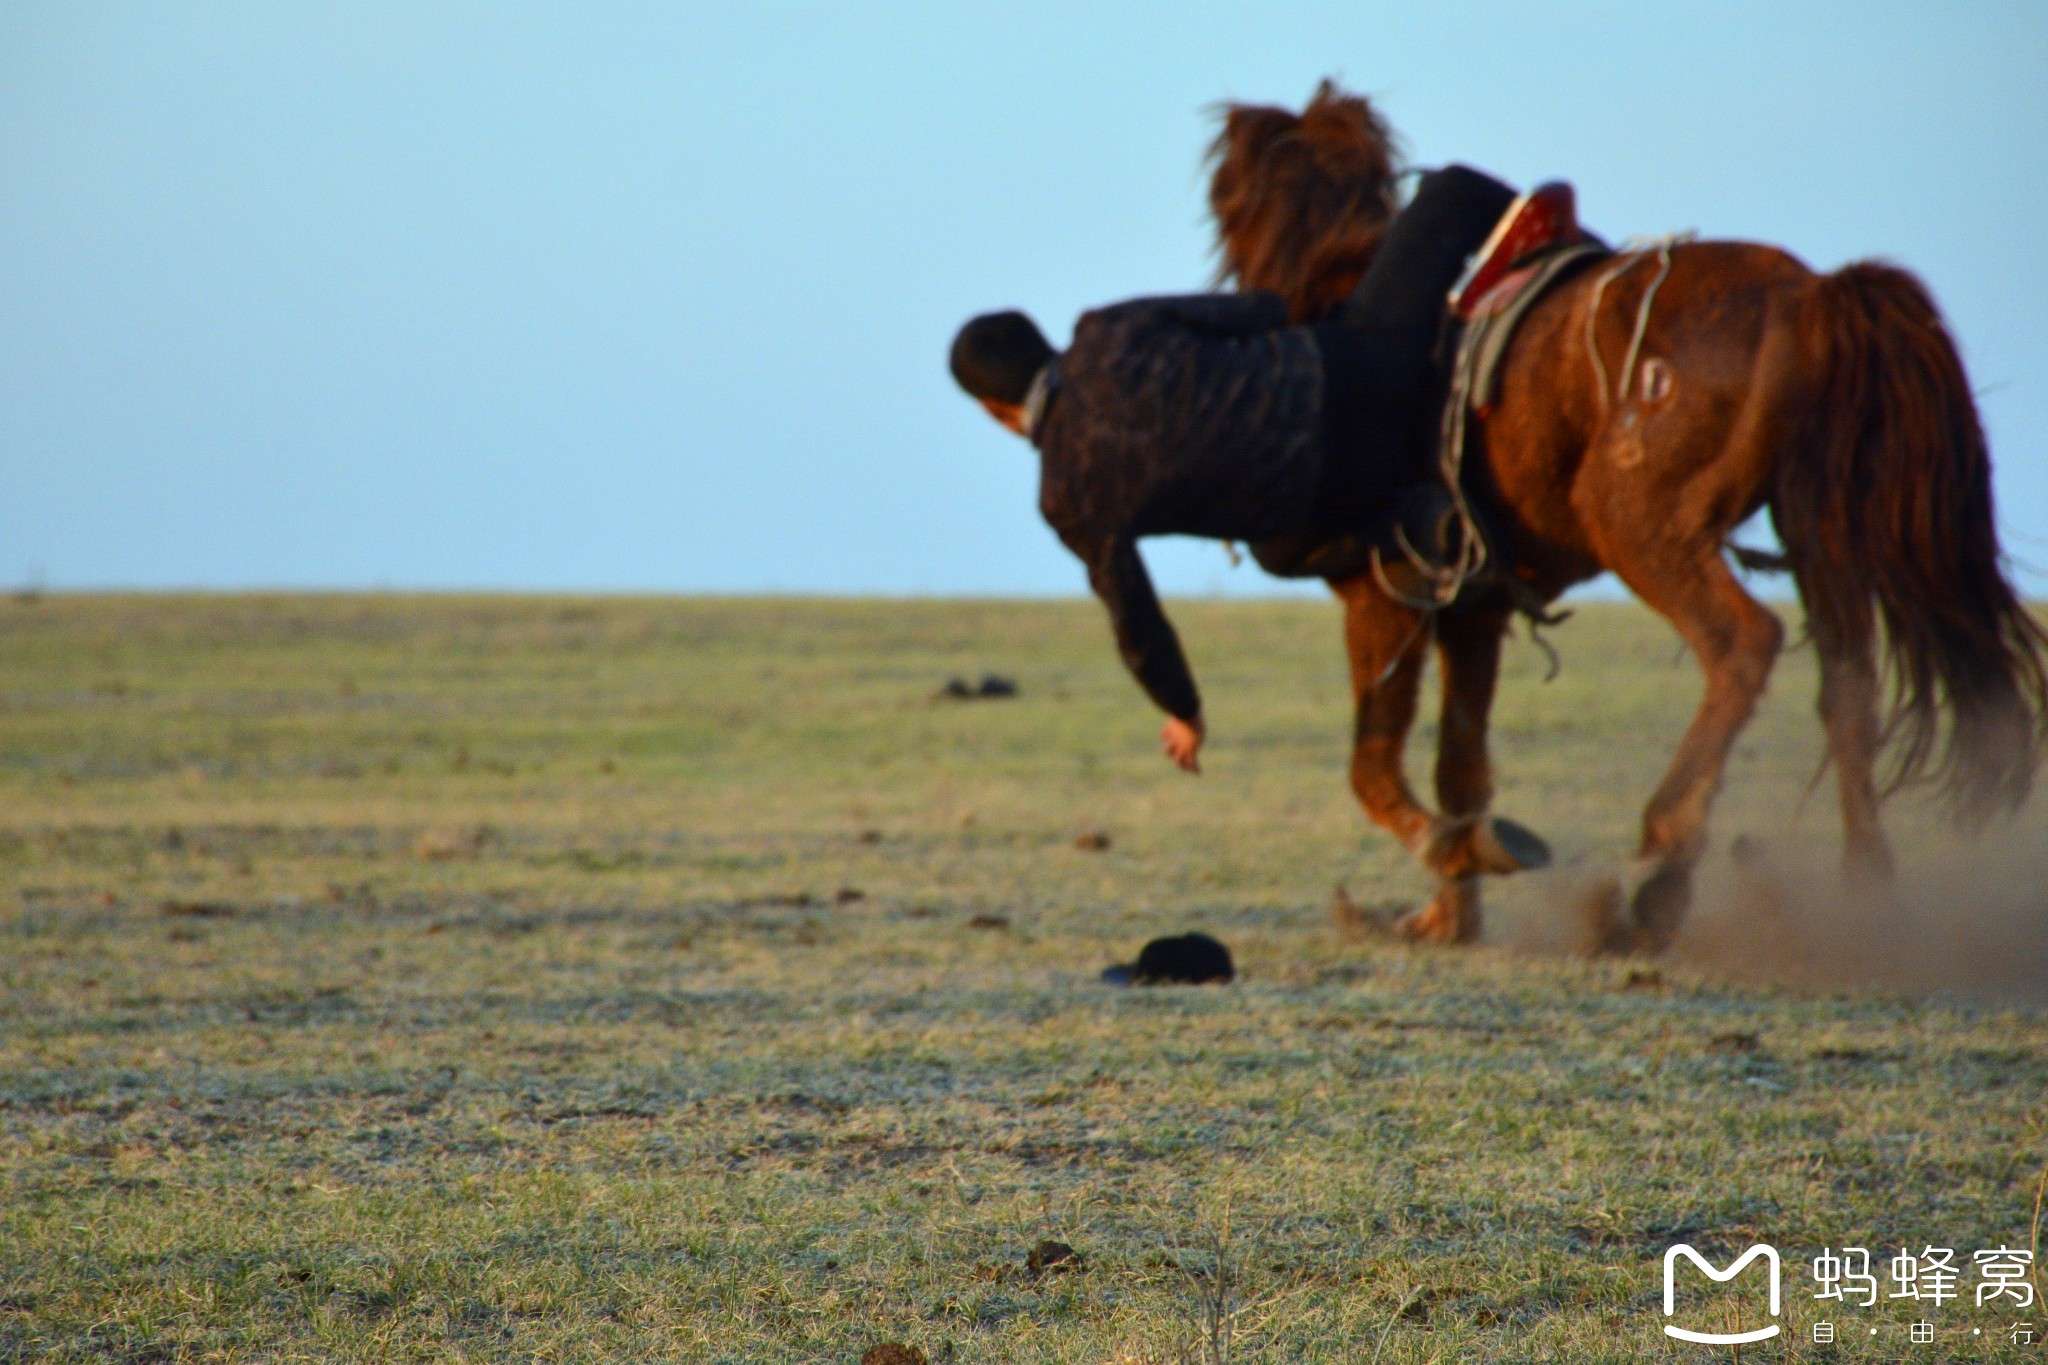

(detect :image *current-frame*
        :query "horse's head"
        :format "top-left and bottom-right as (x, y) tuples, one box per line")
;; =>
(1207, 80), (1403, 323)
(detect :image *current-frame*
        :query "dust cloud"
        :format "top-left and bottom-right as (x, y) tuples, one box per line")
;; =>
(1484, 794), (2048, 1000)
(1667, 830), (2048, 1001)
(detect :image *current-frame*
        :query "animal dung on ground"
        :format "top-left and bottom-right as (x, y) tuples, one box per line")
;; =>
(160, 899), (235, 919)
(414, 824), (490, 861)
(860, 1344), (927, 1365)
(966, 913), (1011, 931)
(1101, 932), (1235, 986)
(1026, 1239), (1082, 1276)
(1074, 830), (1111, 851)
(933, 673), (1018, 701)
(833, 886), (865, 904)
(742, 891), (816, 908)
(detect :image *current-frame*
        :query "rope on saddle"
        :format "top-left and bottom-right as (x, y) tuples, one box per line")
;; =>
(1585, 233), (1695, 411)
(1370, 339), (1499, 615)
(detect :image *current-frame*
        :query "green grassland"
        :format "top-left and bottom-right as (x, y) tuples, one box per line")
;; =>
(1, 593), (2043, 1362)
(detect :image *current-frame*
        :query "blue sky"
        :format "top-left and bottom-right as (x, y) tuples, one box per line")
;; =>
(3, 2), (2045, 596)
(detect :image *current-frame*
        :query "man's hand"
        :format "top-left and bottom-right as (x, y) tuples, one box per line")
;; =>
(1161, 715), (1205, 773)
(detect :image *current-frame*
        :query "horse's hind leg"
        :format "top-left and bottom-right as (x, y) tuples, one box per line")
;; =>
(1600, 547), (1785, 952)
(1805, 597), (1896, 880)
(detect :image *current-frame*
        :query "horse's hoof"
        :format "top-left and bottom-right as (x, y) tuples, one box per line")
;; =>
(1576, 859), (1688, 955)
(1622, 856), (1692, 953)
(1419, 814), (1551, 878)
(1474, 816), (1552, 874)
(1394, 902), (1459, 943)
(1574, 876), (1637, 956)
(1395, 878), (1482, 944)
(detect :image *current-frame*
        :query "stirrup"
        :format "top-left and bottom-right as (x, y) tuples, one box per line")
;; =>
(1366, 484), (1463, 576)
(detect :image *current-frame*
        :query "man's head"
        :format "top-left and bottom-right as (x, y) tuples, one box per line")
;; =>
(950, 310), (1053, 434)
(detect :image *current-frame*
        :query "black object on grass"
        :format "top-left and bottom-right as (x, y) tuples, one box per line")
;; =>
(860, 1345), (927, 1365)
(1026, 1239), (1083, 1275)
(936, 673), (1018, 700)
(1101, 932), (1235, 986)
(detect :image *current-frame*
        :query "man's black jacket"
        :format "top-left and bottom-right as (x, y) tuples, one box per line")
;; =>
(1030, 166), (1517, 724)
(1031, 292), (1323, 721)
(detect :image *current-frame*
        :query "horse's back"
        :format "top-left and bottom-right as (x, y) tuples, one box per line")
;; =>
(1478, 240), (1815, 592)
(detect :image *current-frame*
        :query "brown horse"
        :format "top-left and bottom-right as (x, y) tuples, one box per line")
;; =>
(1209, 82), (2048, 951)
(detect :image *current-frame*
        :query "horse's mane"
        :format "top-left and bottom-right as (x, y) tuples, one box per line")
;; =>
(1206, 79), (1404, 323)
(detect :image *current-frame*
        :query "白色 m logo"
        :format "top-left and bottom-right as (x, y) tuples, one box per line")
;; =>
(1662, 1243), (1781, 1344)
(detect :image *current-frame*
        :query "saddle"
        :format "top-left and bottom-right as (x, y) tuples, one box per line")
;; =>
(1441, 180), (1610, 427)
(1448, 182), (1597, 318)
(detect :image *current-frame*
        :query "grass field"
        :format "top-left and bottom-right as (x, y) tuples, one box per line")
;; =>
(2, 593), (2044, 1362)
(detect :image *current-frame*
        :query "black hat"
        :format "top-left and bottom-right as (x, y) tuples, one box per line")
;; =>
(1102, 932), (1235, 986)
(950, 310), (1054, 404)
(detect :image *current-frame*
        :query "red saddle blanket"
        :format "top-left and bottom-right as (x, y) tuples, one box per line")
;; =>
(1448, 182), (1590, 319)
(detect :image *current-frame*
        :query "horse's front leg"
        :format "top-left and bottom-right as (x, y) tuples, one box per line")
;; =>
(1333, 578), (1434, 857)
(1405, 606), (1553, 941)
(1332, 584), (1533, 943)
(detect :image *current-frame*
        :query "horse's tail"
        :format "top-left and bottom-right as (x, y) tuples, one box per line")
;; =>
(1773, 260), (2048, 820)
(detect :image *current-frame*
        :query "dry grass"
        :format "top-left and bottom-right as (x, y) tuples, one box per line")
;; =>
(1, 593), (2044, 1362)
